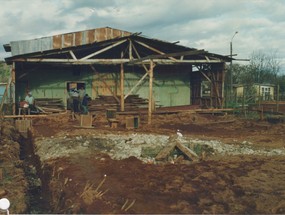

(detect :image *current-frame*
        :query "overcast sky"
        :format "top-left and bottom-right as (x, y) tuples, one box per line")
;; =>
(1, 0), (285, 73)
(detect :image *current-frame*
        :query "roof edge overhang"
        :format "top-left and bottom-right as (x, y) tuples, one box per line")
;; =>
(4, 33), (231, 65)
(3, 44), (11, 52)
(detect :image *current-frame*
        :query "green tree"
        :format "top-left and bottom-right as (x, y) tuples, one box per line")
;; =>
(0, 61), (10, 82)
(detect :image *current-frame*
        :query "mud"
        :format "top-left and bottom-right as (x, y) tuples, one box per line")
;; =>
(1, 111), (285, 214)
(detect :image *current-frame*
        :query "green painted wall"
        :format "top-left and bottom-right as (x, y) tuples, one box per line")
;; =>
(124, 69), (190, 107)
(16, 65), (191, 108)
(16, 66), (93, 107)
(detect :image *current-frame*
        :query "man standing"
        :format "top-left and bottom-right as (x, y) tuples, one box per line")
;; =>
(78, 86), (85, 112)
(71, 89), (80, 113)
(81, 94), (91, 114)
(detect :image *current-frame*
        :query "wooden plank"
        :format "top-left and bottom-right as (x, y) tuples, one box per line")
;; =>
(176, 141), (199, 161)
(3, 115), (47, 118)
(108, 119), (119, 128)
(80, 115), (93, 127)
(155, 139), (177, 161)
(148, 61), (154, 124)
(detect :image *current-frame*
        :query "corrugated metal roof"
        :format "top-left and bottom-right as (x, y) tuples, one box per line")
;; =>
(8, 27), (132, 56)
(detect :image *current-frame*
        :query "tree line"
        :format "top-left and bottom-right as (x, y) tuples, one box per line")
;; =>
(226, 50), (285, 102)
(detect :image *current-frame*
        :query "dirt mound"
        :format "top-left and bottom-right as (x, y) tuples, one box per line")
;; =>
(2, 111), (285, 214)
(0, 120), (28, 213)
(41, 153), (285, 214)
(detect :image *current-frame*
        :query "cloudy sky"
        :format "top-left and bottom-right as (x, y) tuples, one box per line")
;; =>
(1, 0), (285, 72)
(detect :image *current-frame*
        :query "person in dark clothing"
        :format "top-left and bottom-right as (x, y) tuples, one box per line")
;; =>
(71, 89), (80, 113)
(81, 94), (91, 114)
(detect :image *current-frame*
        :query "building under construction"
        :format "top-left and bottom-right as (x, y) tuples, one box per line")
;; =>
(2, 27), (231, 123)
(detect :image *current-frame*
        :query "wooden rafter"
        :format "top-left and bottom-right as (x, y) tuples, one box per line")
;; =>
(211, 71), (222, 107)
(129, 50), (206, 64)
(130, 41), (149, 73)
(11, 58), (223, 65)
(69, 50), (77, 60)
(128, 39), (133, 60)
(79, 39), (127, 61)
(134, 40), (177, 61)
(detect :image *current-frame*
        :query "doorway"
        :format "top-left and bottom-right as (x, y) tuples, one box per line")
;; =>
(66, 82), (86, 110)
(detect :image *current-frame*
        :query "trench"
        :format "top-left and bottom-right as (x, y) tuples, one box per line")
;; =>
(17, 130), (285, 213)
(19, 132), (50, 214)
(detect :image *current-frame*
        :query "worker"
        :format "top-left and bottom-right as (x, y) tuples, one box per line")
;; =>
(25, 92), (34, 108)
(78, 86), (86, 112)
(24, 91), (35, 113)
(81, 94), (91, 114)
(71, 89), (80, 113)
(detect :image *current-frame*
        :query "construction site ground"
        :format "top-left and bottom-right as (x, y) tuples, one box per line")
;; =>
(1, 109), (285, 214)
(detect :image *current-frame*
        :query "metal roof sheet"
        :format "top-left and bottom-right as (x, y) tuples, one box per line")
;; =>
(7, 27), (132, 56)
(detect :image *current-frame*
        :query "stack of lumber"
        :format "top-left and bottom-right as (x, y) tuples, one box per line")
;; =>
(35, 98), (65, 114)
(88, 95), (149, 112)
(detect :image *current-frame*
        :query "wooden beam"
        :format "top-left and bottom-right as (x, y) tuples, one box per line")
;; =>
(79, 39), (127, 61)
(131, 41), (149, 73)
(128, 39), (133, 60)
(130, 59), (223, 65)
(11, 58), (130, 64)
(176, 141), (199, 161)
(69, 50), (77, 60)
(200, 71), (212, 83)
(11, 58), (223, 65)
(134, 40), (177, 61)
(148, 60), (154, 124)
(211, 71), (222, 107)
(120, 52), (125, 111)
(3, 114), (48, 118)
(124, 72), (148, 100)
(129, 49), (206, 64)
(155, 140), (177, 161)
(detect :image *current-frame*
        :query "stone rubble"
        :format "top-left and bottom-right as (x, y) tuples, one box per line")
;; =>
(34, 133), (285, 162)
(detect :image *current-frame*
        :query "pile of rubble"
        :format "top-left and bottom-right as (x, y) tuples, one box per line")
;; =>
(34, 132), (285, 164)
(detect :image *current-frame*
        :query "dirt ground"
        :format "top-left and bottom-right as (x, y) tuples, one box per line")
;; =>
(1, 110), (285, 214)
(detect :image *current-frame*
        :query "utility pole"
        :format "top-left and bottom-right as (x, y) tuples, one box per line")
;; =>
(229, 31), (238, 105)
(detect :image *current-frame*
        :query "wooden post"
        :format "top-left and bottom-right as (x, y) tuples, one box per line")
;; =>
(0, 168), (3, 181)
(12, 62), (16, 115)
(148, 60), (154, 125)
(120, 52), (125, 112)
